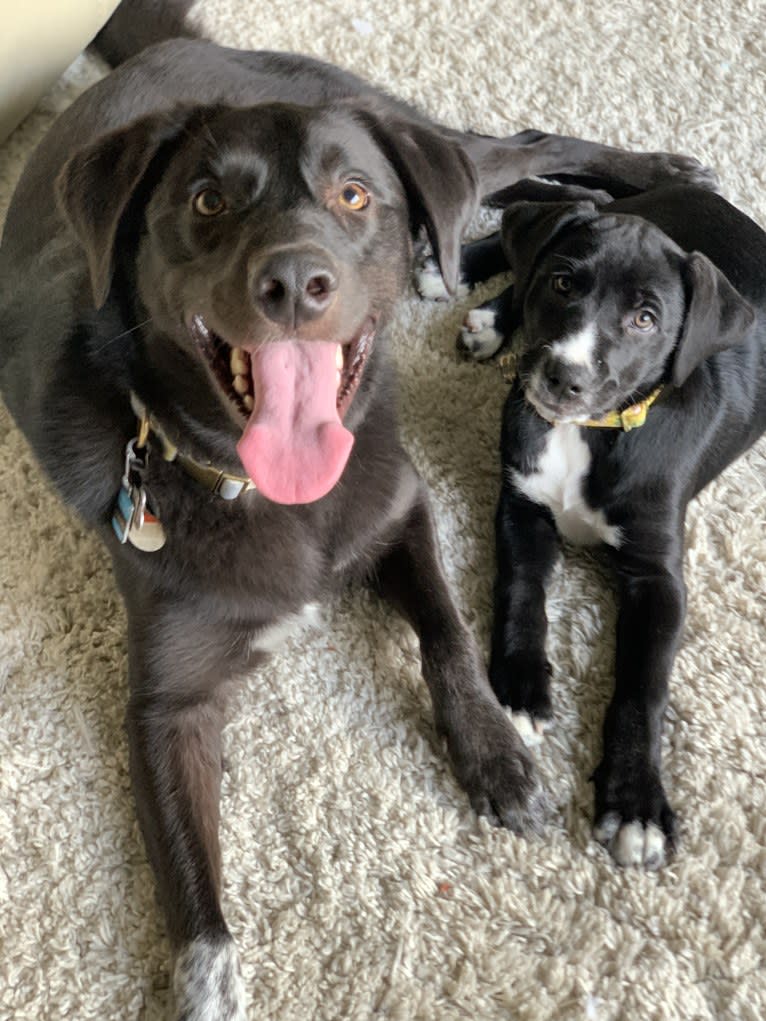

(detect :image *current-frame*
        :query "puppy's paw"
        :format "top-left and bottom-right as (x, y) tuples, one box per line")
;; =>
(173, 936), (247, 1021)
(413, 253), (468, 301)
(650, 152), (720, 192)
(593, 815), (670, 870)
(592, 764), (676, 870)
(458, 306), (504, 360)
(446, 699), (548, 834)
(489, 648), (553, 724)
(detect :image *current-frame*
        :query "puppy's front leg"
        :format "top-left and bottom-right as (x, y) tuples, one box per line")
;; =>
(374, 479), (545, 832)
(592, 532), (686, 870)
(125, 607), (248, 1021)
(489, 483), (561, 740)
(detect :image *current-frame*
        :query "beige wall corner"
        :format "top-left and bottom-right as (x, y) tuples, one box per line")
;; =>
(0, 0), (120, 142)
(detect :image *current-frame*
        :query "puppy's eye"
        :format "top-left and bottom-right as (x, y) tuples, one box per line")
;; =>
(632, 309), (656, 330)
(338, 181), (370, 212)
(192, 188), (227, 217)
(551, 273), (573, 295)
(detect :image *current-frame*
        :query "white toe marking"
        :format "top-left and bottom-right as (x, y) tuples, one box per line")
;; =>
(174, 938), (246, 1021)
(593, 811), (621, 845)
(415, 256), (468, 300)
(613, 820), (646, 866)
(415, 257), (450, 300)
(465, 307), (498, 332)
(551, 322), (597, 370)
(643, 822), (667, 870)
(510, 711), (544, 747)
(461, 307), (503, 359)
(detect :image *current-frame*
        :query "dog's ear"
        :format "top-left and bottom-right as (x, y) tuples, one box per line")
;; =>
(670, 251), (756, 386)
(56, 111), (189, 309)
(501, 199), (599, 302)
(356, 111), (479, 294)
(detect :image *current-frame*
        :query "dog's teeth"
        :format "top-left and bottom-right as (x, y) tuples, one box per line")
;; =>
(230, 347), (249, 376)
(336, 345), (344, 370)
(233, 374), (250, 395)
(242, 394), (254, 412)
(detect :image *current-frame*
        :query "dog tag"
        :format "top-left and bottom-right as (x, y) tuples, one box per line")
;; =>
(111, 480), (140, 543)
(111, 438), (166, 552)
(127, 489), (166, 552)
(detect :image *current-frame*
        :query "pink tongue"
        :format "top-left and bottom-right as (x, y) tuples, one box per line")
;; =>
(236, 340), (354, 505)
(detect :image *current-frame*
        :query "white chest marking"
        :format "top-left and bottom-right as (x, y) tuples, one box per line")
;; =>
(250, 602), (321, 653)
(512, 424), (621, 547)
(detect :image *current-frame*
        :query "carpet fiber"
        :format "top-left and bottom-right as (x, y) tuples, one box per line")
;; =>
(1, 2), (764, 1019)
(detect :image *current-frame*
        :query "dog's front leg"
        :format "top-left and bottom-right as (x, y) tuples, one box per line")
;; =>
(592, 535), (686, 870)
(459, 129), (719, 199)
(489, 483), (561, 740)
(374, 480), (546, 832)
(125, 608), (248, 1021)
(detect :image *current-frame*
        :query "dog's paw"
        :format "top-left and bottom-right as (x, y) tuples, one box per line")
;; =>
(413, 253), (468, 301)
(489, 648), (553, 723)
(593, 815), (670, 870)
(458, 306), (505, 360)
(592, 764), (676, 870)
(173, 936), (247, 1021)
(446, 699), (548, 834)
(649, 152), (720, 192)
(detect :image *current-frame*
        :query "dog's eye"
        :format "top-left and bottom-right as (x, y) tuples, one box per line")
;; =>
(632, 309), (656, 330)
(192, 189), (227, 217)
(338, 181), (371, 212)
(551, 273), (573, 295)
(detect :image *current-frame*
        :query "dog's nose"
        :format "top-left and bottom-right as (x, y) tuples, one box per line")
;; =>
(254, 250), (338, 328)
(542, 355), (587, 400)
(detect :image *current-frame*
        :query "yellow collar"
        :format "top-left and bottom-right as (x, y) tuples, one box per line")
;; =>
(497, 354), (663, 432)
(577, 386), (664, 431)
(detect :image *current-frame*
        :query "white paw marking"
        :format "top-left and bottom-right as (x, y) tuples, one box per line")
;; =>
(414, 256), (468, 301)
(173, 938), (247, 1021)
(551, 322), (598, 370)
(510, 711), (549, 747)
(593, 811), (621, 845)
(597, 818), (667, 870)
(511, 423), (622, 548)
(460, 307), (504, 360)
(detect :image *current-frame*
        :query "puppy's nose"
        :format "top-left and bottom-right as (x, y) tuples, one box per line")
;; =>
(254, 250), (338, 328)
(542, 355), (587, 400)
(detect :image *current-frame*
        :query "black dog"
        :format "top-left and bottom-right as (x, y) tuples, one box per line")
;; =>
(454, 178), (764, 870)
(0, 1), (719, 1015)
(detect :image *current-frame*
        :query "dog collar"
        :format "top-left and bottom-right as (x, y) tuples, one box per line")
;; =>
(577, 386), (664, 431)
(129, 392), (256, 500)
(498, 354), (663, 432)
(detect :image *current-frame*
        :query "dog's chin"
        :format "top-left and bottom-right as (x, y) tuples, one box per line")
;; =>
(524, 388), (596, 425)
(186, 313), (377, 427)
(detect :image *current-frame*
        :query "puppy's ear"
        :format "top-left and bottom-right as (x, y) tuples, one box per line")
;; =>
(357, 111), (479, 294)
(670, 251), (755, 386)
(501, 199), (598, 303)
(56, 110), (189, 309)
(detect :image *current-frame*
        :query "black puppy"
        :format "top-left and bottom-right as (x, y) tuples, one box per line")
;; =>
(0, 0), (719, 1015)
(456, 179), (764, 870)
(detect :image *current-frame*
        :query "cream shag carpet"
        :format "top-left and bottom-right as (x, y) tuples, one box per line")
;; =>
(1, 2), (765, 1019)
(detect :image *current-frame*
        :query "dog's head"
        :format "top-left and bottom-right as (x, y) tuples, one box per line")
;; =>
(501, 199), (755, 424)
(56, 102), (478, 504)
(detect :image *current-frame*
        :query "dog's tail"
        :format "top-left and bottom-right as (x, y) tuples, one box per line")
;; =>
(92, 0), (201, 67)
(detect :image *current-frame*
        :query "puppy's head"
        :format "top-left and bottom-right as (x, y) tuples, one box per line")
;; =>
(501, 200), (755, 424)
(56, 102), (477, 504)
